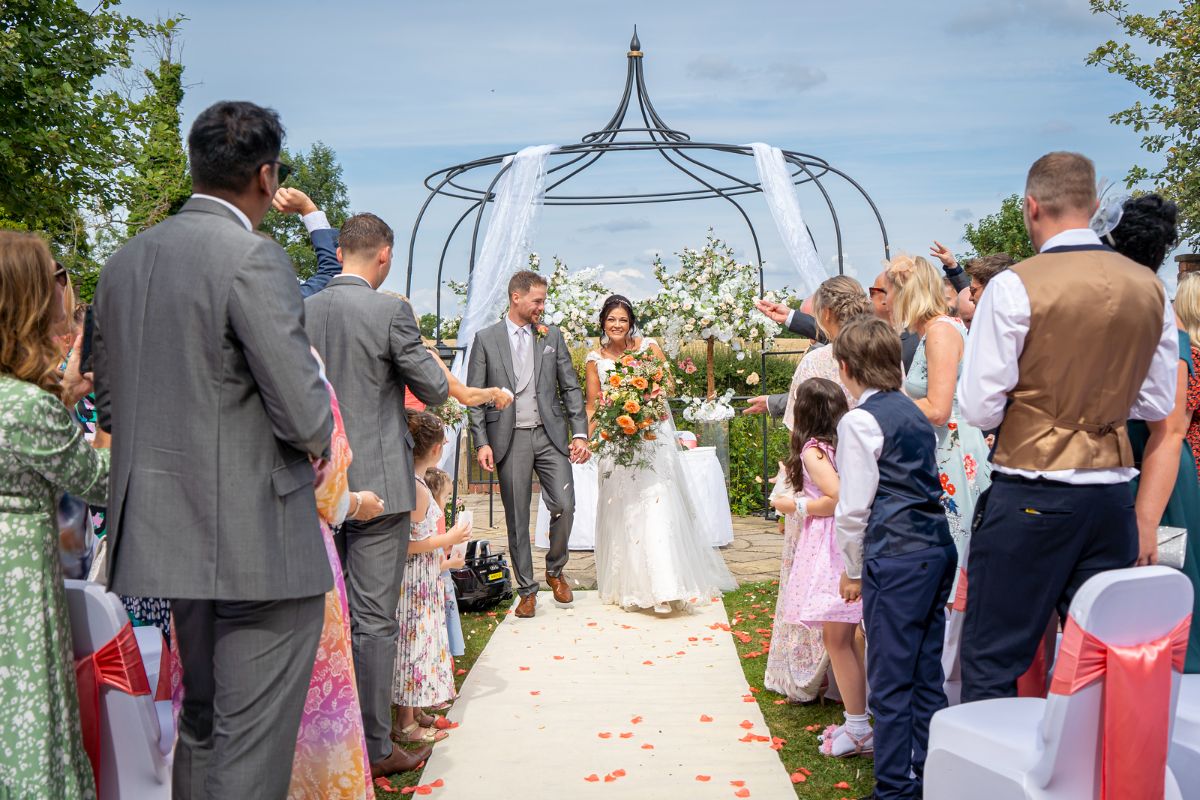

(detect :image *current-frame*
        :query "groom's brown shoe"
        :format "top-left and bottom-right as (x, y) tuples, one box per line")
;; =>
(515, 593), (537, 618)
(370, 744), (432, 778)
(547, 574), (574, 607)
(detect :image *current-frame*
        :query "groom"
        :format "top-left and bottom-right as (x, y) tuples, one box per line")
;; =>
(468, 270), (590, 618)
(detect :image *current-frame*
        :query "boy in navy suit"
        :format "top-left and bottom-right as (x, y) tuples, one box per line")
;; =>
(832, 316), (957, 800)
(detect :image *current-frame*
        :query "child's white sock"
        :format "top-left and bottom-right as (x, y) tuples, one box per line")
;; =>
(844, 711), (871, 737)
(822, 711), (872, 757)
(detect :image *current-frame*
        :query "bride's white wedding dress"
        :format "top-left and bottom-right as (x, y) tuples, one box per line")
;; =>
(589, 338), (737, 611)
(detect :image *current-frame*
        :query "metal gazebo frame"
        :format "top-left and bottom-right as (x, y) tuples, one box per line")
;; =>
(405, 29), (891, 517)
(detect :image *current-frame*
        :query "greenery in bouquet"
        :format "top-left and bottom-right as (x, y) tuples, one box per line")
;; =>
(641, 231), (783, 399)
(591, 352), (672, 469)
(428, 397), (467, 427)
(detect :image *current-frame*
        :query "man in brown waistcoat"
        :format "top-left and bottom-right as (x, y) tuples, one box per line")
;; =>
(956, 152), (1178, 702)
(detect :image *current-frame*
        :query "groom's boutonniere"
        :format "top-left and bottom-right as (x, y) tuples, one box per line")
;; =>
(534, 323), (549, 340)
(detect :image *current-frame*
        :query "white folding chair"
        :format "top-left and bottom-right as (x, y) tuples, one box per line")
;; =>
(1171, 675), (1200, 797)
(64, 579), (172, 799)
(925, 566), (1191, 800)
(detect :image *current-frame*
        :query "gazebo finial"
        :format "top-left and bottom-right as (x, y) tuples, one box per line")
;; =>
(629, 26), (642, 58)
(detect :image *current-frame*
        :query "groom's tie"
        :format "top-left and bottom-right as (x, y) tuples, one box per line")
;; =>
(514, 325), (532, 387)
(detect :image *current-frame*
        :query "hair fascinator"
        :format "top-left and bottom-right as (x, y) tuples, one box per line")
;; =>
(1090, 178), (1128, 243)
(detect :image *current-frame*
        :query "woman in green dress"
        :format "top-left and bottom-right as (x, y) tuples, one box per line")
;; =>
(1109, 195), (1200, 673)
(0, 232), (110, 799)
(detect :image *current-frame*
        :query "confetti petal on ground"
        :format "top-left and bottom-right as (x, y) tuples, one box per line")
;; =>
(604, 775), (617, 783)
(374, 777), (397, 792)
(619, 732), (633, 739)
(530, 691), (541, 696)
(833, 781), (851, 789)
(739, 720), (755, 729)
(612, 769), (626, 778)
(584, 774), (600, 782)
(598, 732), (612, 739)
(696, 775), (711, 782)
(734, 789), (750, 798)
(429, 779), (444, 788)
(630, 716), (643, 724)
(790, 772), (807, 784)
(641, 744), (654, 750)
(699, 714), (714, 722)
(730, 780), (746, 787)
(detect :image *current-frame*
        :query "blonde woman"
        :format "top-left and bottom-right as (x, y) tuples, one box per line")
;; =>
(887, 254), (992, 700)
(1177, 274), (1200, 485)
(764, 275), (870, 704)
(0, 232), (109, 798)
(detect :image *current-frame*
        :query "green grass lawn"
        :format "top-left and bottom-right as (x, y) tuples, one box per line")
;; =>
(373, 581), (874, 799)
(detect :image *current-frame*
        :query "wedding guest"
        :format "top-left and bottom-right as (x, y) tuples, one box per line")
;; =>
(775, 378), (871, 758)
(963, 253), (1016, 304)
(928, 240), (971, 293)
(95, 100), (335, 799)
(1176, 275), (1200, 482)
(957, 152), (1177, 702)
(0, 231), (110, 799)
(392, 411), (471, 744)
(304, 211), (448, 776)
(424, 468), (467, 669)
(272, 186), (343, 297)
(289, 356), (385, 800)
(746, 275), (870, 420)
(1108, 194), (1200, 673)
(833, 315), (956, 800)
(955, 287), (975, 329)
(760, 277), (869, 703)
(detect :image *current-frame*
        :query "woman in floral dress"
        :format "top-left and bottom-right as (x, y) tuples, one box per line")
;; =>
(0, 232), (110, 799)
(888, 255), (992, 698)
(764, 276), (870, 703)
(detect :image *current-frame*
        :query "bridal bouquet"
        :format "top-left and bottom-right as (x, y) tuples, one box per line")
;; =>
(592, 353), (672, 469)
(429, 398), (467, 427)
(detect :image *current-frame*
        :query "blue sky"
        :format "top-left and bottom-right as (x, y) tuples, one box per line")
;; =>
(119, 0), (1166, 314)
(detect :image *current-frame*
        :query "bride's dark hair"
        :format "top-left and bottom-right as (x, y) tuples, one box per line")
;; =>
(598, 294), (639, 344)
(786, 377), (849, 493)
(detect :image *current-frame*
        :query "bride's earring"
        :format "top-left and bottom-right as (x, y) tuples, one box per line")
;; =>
(600, 332), (609, 345)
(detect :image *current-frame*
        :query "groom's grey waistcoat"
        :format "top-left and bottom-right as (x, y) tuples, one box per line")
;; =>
(467, 320), (586, 461)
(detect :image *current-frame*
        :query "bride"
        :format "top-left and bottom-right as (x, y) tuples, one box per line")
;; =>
(584, 294), (736, 613)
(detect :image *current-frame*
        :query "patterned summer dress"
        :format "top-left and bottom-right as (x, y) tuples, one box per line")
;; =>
(392, 479), (455, 707)
(904, 316), (992, 597)
(0, 375), (110, 799)
(288, 370), (374, 800)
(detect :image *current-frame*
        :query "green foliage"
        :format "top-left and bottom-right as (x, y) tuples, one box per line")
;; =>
(123, 23), (190, 238)
(419, 313), (439, 339)
(259, 141), (350, 279)
(0, 0), (150, 242)
(961, 194), (1035, 261)
(1088, 0), (1200, 247)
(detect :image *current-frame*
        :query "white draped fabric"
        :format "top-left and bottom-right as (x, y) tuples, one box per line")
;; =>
(440, 144), (555, 472)
(748, 142), (827, 297)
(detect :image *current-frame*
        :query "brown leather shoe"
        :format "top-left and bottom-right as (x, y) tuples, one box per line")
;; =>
(514, 593), (537, 618)
(370, 743), (432, 778)
(546, 574), (574, 607)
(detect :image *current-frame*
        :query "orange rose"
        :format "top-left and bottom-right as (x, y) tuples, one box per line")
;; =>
(608, 374), (623, 387)
(631, 377), (649, 390)
(653, 369), (663, 381)
(643, 431), (657, 441)
(615, 415), (635, 428)
(600, 430), (610, 440)
(621, 425), (638, 436)
(639, 418), (653, 429)
(621, 355), (636, 367)
(623, 400), (641, 414)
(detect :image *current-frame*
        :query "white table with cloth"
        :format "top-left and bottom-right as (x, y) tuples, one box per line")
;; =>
(534, 446), (734, 550)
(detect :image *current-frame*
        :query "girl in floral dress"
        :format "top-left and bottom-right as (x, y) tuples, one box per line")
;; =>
(775, 378), (871, 758)
(392, 411), (472, 744)
(887, 255), (992, 699)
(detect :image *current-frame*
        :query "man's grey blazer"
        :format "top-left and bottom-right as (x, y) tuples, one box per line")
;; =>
(466, 321), (587, 462)
(304, 276), (449, 514)
(94, 197), (335, 601)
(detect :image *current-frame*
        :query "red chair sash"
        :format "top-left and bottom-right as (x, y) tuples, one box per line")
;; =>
(75, 622), (152, 795)
(1048, 613), (1191, 800)
(951, 566), (968, 613)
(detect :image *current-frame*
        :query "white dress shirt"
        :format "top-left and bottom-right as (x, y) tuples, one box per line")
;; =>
(957, 227), (1178, 485)
(834, 388), (884, 580)
(502, 317), (580, 437)
(191, 193), (252, 231)
(301, 209), (331, 234)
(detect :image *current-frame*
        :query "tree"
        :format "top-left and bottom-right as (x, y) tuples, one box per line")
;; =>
(961, 194), (1035, 261)
(259, 141), (350, 279)
(0, 0), (150, 246)
(122, 18), (190, 239)
(1088, 0), (1200, 247)
(419, 313), (439, 339)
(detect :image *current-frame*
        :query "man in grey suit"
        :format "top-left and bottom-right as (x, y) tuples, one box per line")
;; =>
(468, 270), (590, 619)
(304, 212), (448, 775)
(93, 101), (333, 799)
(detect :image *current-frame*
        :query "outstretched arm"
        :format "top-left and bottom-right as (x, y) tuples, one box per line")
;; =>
(428, 347), (511, 409)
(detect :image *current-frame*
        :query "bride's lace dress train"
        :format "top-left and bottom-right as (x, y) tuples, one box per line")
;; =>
(589, 341), (737, 610)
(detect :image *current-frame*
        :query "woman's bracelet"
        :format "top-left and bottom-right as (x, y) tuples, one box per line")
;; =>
(349, 492), (362, 518)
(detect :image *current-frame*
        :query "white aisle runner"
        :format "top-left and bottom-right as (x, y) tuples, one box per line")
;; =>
(419, 591), (796, 798)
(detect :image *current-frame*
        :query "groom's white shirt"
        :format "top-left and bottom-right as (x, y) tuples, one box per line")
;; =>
(501, 316), (585, 439)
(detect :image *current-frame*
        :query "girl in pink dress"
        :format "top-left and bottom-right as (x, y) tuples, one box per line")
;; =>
(777, 378), (871, 758)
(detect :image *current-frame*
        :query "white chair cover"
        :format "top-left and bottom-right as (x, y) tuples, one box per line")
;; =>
(64, 580), (172, 799)
(925, 566), (1191, 800)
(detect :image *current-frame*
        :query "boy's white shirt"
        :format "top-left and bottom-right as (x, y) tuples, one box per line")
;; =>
(833, 388), (883, 580)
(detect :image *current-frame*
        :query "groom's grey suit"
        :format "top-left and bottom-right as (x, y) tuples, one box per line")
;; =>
(467, 319), (587, 596)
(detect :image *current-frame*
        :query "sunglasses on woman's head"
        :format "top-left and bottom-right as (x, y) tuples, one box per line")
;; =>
(868, 287), (886, 297)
